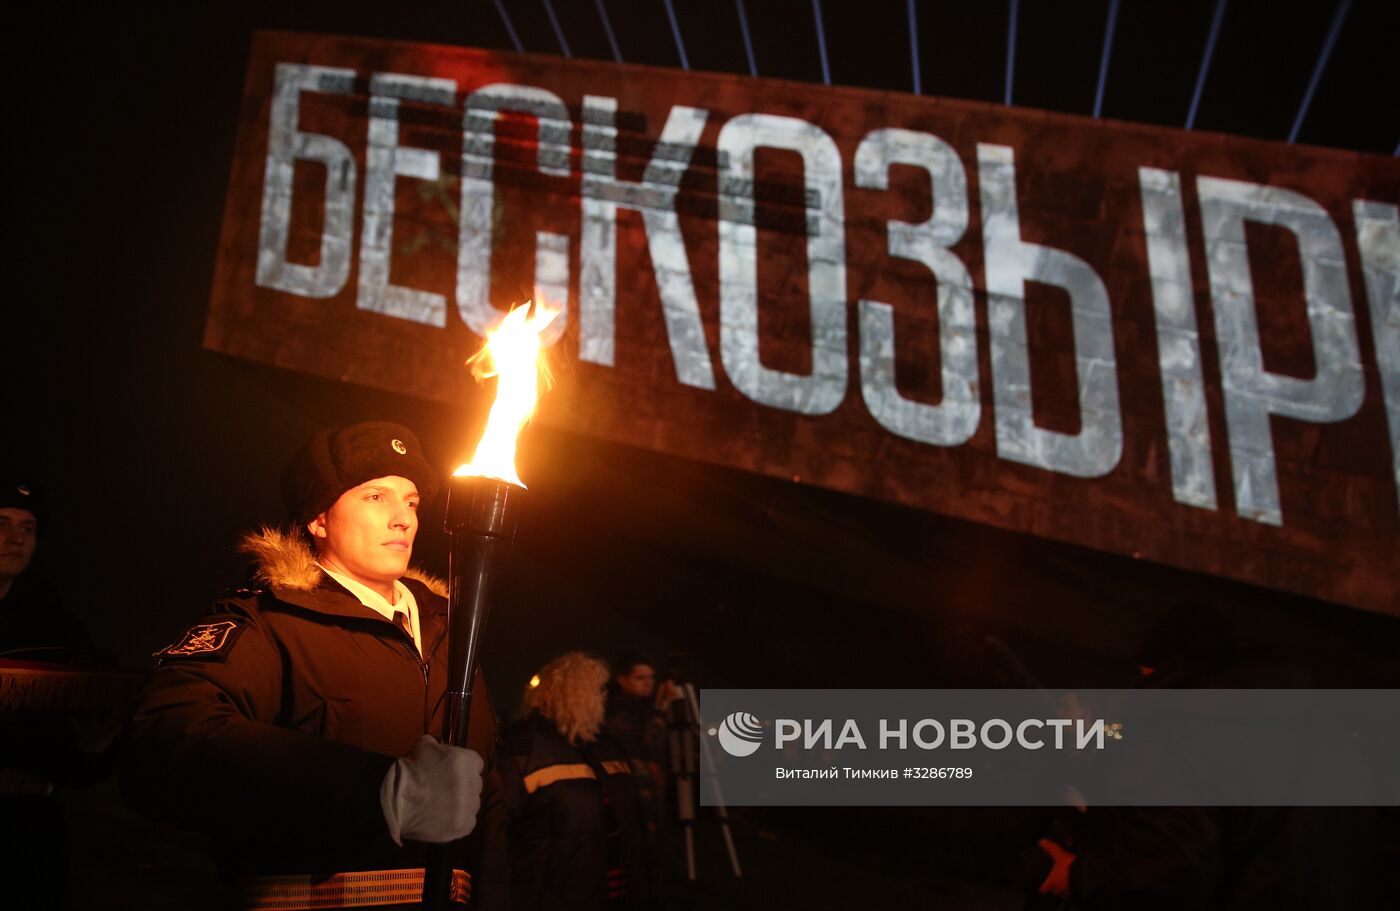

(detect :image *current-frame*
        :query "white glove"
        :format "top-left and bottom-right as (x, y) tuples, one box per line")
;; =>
(380, 735), (484, 846)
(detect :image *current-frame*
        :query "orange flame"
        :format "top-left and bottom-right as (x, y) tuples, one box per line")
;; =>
(454, 302), (559, 488)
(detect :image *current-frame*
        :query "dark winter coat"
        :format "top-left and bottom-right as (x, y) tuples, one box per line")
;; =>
(603, 690), (672, 902)
(1, 571), (113, 789)
(0, 572), (94, 659)
(121, 528), (498, 880)
(1053, 662), (1378, 910)
(484, 712), (651, 911)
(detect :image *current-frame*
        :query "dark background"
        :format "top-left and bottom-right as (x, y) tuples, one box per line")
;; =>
(11, 0), (1398, 698)
(7, 2), (1399, 907)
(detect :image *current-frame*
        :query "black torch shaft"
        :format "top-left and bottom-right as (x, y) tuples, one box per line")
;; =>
(422, 474), (522, 911)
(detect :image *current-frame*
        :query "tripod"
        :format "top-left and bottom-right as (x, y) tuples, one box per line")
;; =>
(668, 682), (742, 881)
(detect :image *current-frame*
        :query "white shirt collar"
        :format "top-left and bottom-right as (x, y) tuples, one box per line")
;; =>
(317, 563), (421, 655)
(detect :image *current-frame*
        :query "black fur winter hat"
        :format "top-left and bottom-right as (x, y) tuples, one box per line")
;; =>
(280, 421), (439, 524)
(0, 477), (43, 525)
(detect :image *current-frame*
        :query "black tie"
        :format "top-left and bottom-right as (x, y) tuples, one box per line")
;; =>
(393, 610), (412, 642)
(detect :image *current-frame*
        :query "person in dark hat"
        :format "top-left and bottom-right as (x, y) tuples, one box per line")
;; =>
(604, 650), (678, 908)
(0, 479), (41, 602)
(0, 477), (92, 656)
(122, 421), (499, 909)
(2, 476), (116, 911)
(1027, 602), (1379, 909)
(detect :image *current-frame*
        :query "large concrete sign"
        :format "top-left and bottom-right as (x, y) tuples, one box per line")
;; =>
(205, 32), (1400, 614)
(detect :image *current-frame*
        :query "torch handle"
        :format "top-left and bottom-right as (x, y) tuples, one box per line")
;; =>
(440, 531), (513, 744)
(423, 477), (521, 911)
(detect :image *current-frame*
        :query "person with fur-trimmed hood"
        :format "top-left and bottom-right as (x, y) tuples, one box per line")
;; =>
(483, 652), (652, 911)
(122, 421), (497, 909)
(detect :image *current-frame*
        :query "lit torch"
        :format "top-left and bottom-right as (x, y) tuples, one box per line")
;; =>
(423, 302), (558, 909)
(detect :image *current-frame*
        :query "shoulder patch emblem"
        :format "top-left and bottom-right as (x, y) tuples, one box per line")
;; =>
(155, 619), (245, 660)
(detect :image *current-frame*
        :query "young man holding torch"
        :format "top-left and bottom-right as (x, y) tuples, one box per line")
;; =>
(123, 421), (498, 909)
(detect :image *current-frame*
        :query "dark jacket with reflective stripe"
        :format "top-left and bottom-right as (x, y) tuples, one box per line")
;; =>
(482, 712), (650, 911)
(121, 565), (497, 879)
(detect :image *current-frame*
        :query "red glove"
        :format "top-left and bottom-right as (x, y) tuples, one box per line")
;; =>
(1037, 837), (1077, 896)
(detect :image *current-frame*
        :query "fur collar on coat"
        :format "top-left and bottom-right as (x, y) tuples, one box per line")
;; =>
(237, 526), (447, 597)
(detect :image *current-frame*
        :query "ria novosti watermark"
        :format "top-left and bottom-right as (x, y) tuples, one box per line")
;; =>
(718, 711), (1109, 757)
(700, 689), (1400, 807)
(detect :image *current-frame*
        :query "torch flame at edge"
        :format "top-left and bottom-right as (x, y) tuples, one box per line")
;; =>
(453, 302), (559, 488)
